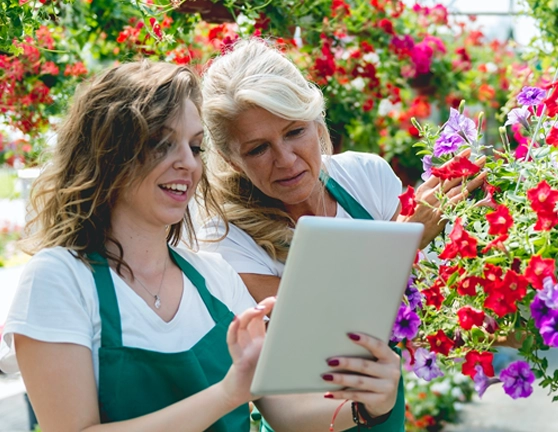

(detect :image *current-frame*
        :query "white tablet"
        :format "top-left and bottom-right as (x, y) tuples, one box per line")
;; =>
(250, 216), (423, 396)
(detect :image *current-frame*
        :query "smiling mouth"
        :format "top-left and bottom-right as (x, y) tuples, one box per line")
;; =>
(159, 183), (188, 195)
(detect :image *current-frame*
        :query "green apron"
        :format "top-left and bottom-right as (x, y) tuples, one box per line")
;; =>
(90, 248), (250, 430)
(257, 171), (406, 432)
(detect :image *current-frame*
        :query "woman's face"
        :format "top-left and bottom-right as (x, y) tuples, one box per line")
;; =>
(227, 106), (323, 207)
(114, 99), (204, 229)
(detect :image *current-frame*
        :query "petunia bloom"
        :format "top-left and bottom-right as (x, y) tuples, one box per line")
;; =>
(539, 277), (558, 310)
(504, 106), (531, 129)
(547, 126), (558, 147)
(524, 255), (556, 290)
(517, 86), (547, 106)
(433, 133), (462, 157)
(443, 107), (477, 144)
(427, 329), (455, 356)
(530, 295), (553, 328)
(462, 350), (495, 378)
(421, 155), (432, 181)
(539, 312), (558, 347)
(405, 278), (423, 310)
(486, 204), (514, 236)
(391, 303), (421, 341)
(413, 348), (444, 381)
(457, 306), (485, 330)
(499, 361), (535, 399)
(473, 364), (501, 398)
(398, 185), (417, 216)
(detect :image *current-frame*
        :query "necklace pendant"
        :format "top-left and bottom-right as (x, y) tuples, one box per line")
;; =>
(154, 295), (161, 309)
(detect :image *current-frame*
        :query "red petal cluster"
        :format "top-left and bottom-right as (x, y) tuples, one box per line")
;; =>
(439, 218), (478, 260)
(526, 180), (558, 231)
(524, 255), (556, 290)
(462, 350), (494, 378)
(431, 156), (480, 181)
(398, 185), (417, 216)
(427, 330), (455, 355)
(457, 306), (485, 330)
(486, 204), (513, 236)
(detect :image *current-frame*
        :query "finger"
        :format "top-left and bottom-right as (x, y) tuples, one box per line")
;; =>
(236, 297), (276, 330)
(325, 356), (399, 381)
(321, 375), (397, 396)
(346, 333), (400, 364)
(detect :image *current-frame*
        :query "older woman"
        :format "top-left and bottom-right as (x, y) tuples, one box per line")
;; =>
(197, 38), (486, 431)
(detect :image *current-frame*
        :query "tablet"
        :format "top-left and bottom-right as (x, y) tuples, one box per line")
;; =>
(250, 216), (424, 396)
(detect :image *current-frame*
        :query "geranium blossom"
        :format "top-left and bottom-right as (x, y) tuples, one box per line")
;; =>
(499, 361), (535, 399)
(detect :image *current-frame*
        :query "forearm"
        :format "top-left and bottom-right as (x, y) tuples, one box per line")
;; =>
(256, 394), (356, 432)
(83, 382), (241, 432)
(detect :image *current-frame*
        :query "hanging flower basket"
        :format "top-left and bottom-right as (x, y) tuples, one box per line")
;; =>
(176, 0), (234, 23)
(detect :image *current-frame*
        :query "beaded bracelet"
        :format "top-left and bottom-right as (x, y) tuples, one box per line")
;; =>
(351, 402), (392, 429)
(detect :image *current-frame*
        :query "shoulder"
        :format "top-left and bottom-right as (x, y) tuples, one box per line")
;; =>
(325, 151), (395, 179)
(22, 246), (92, 282)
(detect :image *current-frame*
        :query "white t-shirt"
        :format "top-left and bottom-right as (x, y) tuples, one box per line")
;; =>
(197, 151), (402, 276)
(0, 246), (256, 384)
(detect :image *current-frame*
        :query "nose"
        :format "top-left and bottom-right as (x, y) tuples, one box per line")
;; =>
(272, 143), (296, 169)
(172, 142), (199, 171)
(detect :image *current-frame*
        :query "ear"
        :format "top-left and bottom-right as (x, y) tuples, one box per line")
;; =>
(217, 149), (244, 173)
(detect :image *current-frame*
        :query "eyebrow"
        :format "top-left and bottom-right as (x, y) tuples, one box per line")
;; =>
(239, 120), (298, 148)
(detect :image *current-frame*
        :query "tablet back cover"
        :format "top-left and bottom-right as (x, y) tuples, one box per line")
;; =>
(250, 216), (423, 396)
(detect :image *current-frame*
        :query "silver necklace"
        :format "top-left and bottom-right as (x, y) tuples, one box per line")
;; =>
(135, 257), (168, 309)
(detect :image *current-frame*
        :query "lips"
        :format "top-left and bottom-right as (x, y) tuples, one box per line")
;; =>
(275, 171), (305, 185)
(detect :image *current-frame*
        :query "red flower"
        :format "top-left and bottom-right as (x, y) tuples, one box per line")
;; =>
(481, 234), (508, 254)
(449, 218), (478, 258)
(526, 180), (558, 215)
(456, 275), (482, 296)
(484, 290), (517, 318)
(544, 84), (558, 117)
(547, 127), (558, 147)
(500, 270), (528, 302)
(332, 0), (351, 16)
(427, 330), (455, 356)
(462, 350), (494, 378)
(534, 210), (558, 231)
(486, 204), (513, 236)
(431, 156), (480, 181)
(377, 18), (395, 35)
(423, 282), (444, 310)
(457, 307), (485, 330)
(439, 241), (458, 260)
(398, 185), (416, 216)
(149, 17), (163, 39)
(524, 255), (556, 290)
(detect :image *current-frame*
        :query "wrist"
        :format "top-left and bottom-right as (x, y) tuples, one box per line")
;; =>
(351, 402), (392, 429)
(216, 377), (249, 412)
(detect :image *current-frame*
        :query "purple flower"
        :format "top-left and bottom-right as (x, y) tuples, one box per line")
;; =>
(517, 86), (547, 106)
(405, 278), (423, 311)
(539, 312), (558, 347)
(443, 108), (477, 144)
(433, 133), (463, 157)
(473, 364), (501, 398)
(531, 295), (553, 329)
(504, 106), (531, 129)
(540, 277), (558, 309)
(421, 155), (432, 181)
(499, 361), (535, 399)
(413, 348), (443, 381)
(391, 303), (421, 341)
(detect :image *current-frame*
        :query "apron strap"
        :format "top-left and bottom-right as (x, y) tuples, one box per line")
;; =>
(320, 170), (374, 220)
(89, 253), (123, 348)
(169, 248), (231, 323)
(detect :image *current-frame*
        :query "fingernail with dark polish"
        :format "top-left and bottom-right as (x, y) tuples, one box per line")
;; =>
(322, 374), (334, 381)
(348, 333), (361, 341)
(324, 393), (334, 398)
(327, 359), (340, 367)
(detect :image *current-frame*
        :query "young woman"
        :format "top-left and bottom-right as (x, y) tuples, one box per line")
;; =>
(0, 60), (400, 432)
(197, 38), (486, 431)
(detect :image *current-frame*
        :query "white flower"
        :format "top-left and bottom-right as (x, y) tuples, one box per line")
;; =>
(351, 77), (366, 91)
(363, 52), (379, 64)
(485, 62), (498, 73)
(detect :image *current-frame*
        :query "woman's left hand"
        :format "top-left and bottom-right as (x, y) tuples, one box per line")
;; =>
(323, 333), (400, 418)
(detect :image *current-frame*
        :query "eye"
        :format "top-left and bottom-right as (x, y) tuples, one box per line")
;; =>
(246, 143), (269, 157)
(286, 128), (304, 138)
(190, 145), (205, 156)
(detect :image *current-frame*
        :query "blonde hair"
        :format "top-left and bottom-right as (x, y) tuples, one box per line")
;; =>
(202, 38), (332, 262)
(21, 61), (223, 274)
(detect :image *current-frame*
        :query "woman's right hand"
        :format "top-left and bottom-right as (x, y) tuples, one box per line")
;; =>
(221, 297), (276, 408)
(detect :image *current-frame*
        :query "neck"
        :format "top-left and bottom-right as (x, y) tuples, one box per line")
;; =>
(107, 209), (170, 276)
(283, 180), (336, 222)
